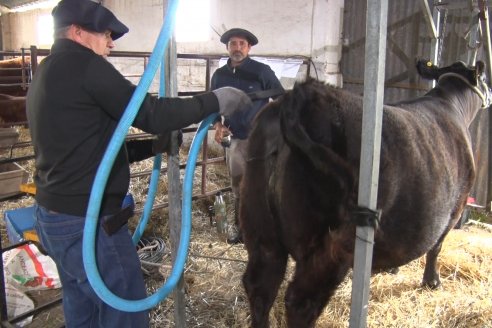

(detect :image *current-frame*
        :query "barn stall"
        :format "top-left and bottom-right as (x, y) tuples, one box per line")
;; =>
(0, 0), (491, 327)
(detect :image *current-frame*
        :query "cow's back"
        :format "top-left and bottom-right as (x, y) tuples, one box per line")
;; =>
(244, 81), (475, 269)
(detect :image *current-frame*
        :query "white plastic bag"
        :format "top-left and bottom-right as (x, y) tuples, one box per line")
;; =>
(3, 243), (61, 291)
(5, 284), (34, 327)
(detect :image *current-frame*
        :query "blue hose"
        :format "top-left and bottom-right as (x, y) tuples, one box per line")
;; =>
(82, 0), (198, 312)
(131, 52), (168, 245)
(132, 154), (162, 245)
(132, 51), (170, 245)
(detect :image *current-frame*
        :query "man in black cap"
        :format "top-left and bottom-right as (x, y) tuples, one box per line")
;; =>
(211, 28), (284, 244)
(26, 1), (251, 327)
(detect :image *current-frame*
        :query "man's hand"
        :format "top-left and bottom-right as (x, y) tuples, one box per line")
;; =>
(212, 87), (252, 118)
(213, 122), (231, 144)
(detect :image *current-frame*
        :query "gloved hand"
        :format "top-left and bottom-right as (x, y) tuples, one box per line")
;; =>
(152, 130), (183, 155)
(212, 87), (252, 118)
(126, 139), (154, 163)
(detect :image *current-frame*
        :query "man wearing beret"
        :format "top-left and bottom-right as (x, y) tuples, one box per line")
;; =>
(211, 28), (284, 244)
(26, 0), (251, 327)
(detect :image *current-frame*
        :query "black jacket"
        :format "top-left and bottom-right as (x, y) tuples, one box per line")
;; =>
(27, 39), (219, 216)
(211, 57), (283, 139)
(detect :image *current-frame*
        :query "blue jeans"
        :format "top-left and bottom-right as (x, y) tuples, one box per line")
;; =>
(33, 204), (149, 328)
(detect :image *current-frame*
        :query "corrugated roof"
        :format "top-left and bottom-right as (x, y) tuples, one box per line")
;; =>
(0, 0), (40, 9)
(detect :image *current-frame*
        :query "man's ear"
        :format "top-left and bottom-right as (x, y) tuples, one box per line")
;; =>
(75, 25), (84, 36)
(66, 24), (80, 40)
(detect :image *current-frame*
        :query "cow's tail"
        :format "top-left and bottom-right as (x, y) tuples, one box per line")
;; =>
(279, 79), (355, 195)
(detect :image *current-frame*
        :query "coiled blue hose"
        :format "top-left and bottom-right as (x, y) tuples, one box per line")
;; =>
(81, 0), (207, 312)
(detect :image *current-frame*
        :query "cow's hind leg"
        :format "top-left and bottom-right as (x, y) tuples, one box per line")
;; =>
(422, 233), (446, 289)
(285, 252), (351, 328)
(243, 243), (288, 328)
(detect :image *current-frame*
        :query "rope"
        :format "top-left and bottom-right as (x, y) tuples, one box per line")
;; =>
(438, 72), (491, 108)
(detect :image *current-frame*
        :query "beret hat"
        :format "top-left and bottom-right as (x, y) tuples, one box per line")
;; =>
(220, 28), (258, 46)
(52, 0), (129, 40)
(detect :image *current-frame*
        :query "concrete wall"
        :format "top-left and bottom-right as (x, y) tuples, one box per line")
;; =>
(0, 0), (344, 85)
(1, 7), (53, 49)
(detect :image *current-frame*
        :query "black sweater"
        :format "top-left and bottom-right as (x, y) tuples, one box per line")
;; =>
(211, 57), (283, 139)
(26, 39), (219, 216)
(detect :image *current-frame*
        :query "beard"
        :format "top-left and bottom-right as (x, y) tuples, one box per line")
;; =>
(230, 51), (246, 62)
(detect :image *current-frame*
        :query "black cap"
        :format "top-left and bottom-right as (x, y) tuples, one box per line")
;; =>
(52, 0), (129, 40)
(220, 28), (258, 46)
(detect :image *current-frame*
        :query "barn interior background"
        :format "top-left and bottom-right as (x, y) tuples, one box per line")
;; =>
(0, 0), (491, 327)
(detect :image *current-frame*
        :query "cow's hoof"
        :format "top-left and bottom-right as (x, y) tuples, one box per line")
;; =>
(386, 267), (399, 275)
(421, 278), (441, 289)
(227, 233), (243, 245)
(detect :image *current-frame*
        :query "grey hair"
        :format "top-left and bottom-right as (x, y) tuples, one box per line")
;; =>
(53, 25), (72, 40)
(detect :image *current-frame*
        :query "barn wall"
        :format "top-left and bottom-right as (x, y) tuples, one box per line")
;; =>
(341, 0), (433, 102)
(0, 0), (345, 84)
(1, 7), (52, 49)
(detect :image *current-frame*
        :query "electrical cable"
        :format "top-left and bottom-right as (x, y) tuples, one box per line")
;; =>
(137, 237), (167, 265)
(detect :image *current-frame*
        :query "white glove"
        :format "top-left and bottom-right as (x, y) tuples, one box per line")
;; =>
(212, 87), (252, 118)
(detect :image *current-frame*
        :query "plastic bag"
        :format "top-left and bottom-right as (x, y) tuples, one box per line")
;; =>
(3, 243), (61, 291)
(5, 284), (34, 326)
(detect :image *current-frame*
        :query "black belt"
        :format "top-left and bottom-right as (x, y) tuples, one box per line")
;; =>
(102, 206), (134, 236)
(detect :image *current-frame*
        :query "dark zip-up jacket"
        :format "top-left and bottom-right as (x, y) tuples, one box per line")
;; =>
(211, 56), (283, 139)
(27, 39), (219, 216)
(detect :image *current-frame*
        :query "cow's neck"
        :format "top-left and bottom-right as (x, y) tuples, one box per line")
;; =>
(435, 75), (486, 126)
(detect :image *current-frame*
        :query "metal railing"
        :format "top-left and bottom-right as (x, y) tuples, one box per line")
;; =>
(0, 46), (312, 208)
(0, 48), (32, 92)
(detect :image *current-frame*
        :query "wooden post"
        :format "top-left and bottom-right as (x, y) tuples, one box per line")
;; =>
(166, 44), (186, 328)
(29, 45), (38, 76)
(163, 3), (186, 325)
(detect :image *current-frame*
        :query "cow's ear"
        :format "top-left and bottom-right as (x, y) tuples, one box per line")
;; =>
(475, 61), (486, 81)
(476, 61), (485, 74)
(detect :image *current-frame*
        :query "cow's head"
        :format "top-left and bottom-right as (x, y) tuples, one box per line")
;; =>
(416, 59), (491, 108)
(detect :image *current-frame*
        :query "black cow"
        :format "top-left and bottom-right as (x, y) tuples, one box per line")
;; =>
(239, 60), (490, 328)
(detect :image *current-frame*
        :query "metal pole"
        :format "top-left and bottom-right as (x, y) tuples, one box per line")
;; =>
(420, 0), (438, 40)
(466, 8), (481, 66)
(477, 0), (492, 211)
(479, 0), (492, 89)
(432, 0), (442, 89)
(421, 0), (440, 88)
(431, 0), (442, 89)
(349, 0), (388, 327)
